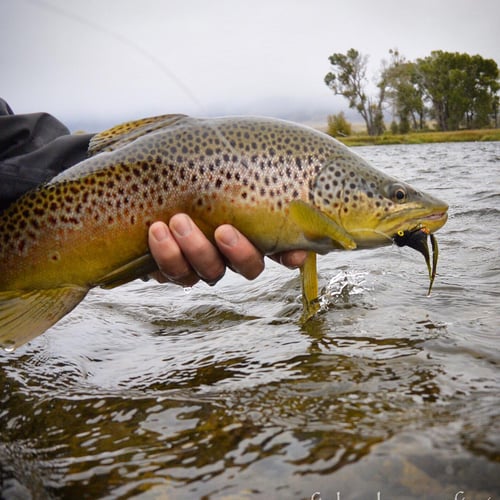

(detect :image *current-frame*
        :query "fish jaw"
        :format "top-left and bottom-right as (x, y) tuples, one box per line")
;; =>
(347, 201), (448, 249)
(392, 205), (448, 234)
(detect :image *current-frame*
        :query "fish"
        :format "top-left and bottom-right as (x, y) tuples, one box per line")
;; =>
(0, 114), (448, 349)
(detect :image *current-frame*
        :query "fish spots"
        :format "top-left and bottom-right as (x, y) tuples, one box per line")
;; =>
(115, 117), (335, 215)
(311, 153), (402, 226)
(0, 116), (365, 262)
(17, 240), (26, 253)
(49, 251), (61, 262)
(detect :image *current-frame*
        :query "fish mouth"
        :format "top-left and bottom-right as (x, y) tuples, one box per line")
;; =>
(419, 210), (448, 224)
(404, 210), (448, 236)
(421, 211), (447, 221)
(387, 206), (448, 236)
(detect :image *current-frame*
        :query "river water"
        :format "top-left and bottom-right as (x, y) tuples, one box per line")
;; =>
(1, 141), (499, 500)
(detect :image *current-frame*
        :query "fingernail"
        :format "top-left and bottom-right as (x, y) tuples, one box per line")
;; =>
(206, 270), (226, 287)
(218, 226), (239, 247)
(171, 214), (192, 237)
(151, 222), (170, 242)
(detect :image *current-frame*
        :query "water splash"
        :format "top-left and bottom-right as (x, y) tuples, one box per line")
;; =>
(2, 340), (16, 353)
(319, 270), (369, 311)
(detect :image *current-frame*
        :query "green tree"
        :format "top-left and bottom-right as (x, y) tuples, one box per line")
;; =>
(381, 49), (426, 132)
(464, 55), (500, 128)
(416, 51), (499, 130)
(325, 49), (385, 135)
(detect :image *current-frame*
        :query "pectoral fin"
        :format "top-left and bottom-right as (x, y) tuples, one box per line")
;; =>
(0, 286), (88, 350)
(89, 114), (188, 155)
(299, 251), (320, 323)
(289, 200), (357, 250)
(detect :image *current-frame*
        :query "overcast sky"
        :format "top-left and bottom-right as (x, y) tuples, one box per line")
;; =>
(2, 0), (499, 130)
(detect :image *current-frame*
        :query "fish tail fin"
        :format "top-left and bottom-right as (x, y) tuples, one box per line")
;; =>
(0, 286), (88, 350)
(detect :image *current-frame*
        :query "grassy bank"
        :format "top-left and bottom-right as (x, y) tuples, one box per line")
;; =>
(335, 128), (500, 147)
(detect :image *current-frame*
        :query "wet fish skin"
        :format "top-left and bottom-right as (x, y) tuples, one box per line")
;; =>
(0, 115), (448, 348)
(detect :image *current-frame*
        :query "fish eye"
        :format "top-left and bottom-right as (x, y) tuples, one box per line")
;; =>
(392, 185), (407, 202)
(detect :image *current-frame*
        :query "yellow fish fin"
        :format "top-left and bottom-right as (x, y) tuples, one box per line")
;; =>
(299, 251), (320, 323)
(97, 254), (158, 289)
(289, 200), (357, 250)
(88, 114), (188, 155)
(0, 286), (88, 350)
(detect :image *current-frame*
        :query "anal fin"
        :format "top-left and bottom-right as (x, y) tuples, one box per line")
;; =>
(0, 286), (88, 350)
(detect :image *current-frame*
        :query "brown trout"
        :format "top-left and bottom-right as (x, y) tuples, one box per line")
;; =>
(0, 114), (448, 349)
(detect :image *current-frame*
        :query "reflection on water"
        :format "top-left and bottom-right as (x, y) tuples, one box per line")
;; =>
(1, 142), (499, 499)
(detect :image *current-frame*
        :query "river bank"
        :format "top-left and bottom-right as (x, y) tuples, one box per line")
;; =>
(335, 128), (500, 146)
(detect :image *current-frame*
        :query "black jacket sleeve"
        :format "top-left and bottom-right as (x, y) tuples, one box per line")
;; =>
(0, 98), (94, 211)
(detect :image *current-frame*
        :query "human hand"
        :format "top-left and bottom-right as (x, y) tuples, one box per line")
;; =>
(148, 214), (307, 287)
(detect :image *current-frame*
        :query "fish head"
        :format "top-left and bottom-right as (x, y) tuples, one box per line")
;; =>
(311, 151), (448, 248)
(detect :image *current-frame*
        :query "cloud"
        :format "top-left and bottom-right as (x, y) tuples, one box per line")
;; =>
(2, 0), (499, 130)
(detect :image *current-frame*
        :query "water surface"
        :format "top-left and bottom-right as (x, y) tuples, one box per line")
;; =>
(1, 141), (499, 499)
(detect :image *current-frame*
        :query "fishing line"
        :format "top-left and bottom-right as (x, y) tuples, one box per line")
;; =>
(22, 0), (206, 115)
(22, 0), (243, 174)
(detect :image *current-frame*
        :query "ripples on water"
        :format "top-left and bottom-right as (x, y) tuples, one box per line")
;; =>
(1, 142), (499, 499)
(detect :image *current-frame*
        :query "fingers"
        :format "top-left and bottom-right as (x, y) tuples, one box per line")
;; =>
(169, 214), (226, 284)
(214, 225), (265, 280)
(269, 250), (308, 269)
(148, 215), (305, 288)
(149, 216), (225, 287)
(148, 220), (197, 286)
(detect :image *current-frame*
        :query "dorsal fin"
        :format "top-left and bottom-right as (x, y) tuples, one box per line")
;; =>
(88, 114), (188, 155)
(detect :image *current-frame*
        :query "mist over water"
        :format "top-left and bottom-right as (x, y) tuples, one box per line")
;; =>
(1, 141), (499, 499)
